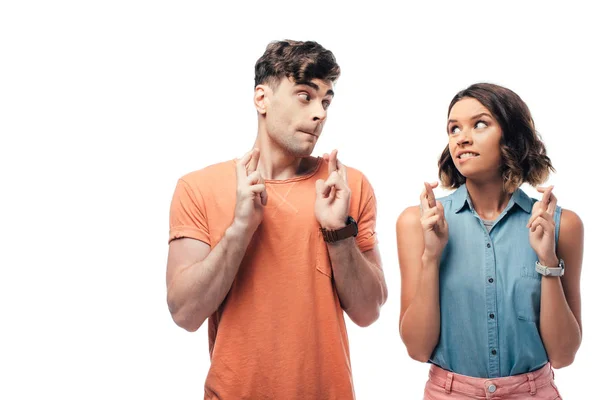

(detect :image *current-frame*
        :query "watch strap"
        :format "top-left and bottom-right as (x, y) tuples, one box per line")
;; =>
(535, 259), (565, 277)
(320, 216), (358, 243)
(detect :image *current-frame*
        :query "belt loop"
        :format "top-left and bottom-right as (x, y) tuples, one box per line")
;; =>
(445, 372), (454, 394)
(527, 372), (537, 395)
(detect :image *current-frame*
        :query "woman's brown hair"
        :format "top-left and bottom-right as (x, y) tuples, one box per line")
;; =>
(438, 83), (554, 192)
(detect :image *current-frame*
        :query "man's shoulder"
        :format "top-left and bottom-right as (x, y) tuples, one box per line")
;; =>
(178, 159), (236, 186)
(344, 164), (372, 191)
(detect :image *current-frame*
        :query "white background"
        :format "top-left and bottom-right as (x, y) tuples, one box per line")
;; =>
(1, 1), (598, 399)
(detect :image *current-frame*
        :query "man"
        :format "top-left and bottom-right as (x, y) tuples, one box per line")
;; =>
(166, 40), (387, 399)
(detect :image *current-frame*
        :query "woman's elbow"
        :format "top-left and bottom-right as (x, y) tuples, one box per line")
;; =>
(550, 354), (576, 369)
(407, 349), (430, 363)
(400, 327), (432, 362)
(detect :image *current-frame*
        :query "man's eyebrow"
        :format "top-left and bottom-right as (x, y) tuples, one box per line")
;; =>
(296, 81), (334, 97)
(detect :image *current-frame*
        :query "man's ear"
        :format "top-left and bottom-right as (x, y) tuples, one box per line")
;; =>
(254, 85), (268, 115)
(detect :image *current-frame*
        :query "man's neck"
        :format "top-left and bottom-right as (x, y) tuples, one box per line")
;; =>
(252, 136), (317, 181)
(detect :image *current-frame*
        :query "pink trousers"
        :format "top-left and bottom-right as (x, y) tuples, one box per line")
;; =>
(424, 363), (562, 399)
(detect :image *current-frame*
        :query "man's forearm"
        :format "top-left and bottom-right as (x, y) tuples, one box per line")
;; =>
(167, 220), (255, 331)
(328, 239), (387, 327)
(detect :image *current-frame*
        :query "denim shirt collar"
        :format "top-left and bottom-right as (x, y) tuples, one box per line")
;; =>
(451, 184), (533, 214)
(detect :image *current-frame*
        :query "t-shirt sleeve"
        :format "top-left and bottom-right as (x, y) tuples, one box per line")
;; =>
(168, 178), (210, 245)
(355, 174), (377, 253)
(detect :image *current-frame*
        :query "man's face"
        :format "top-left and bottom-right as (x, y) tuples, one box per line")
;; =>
(259, 76), (334, 157)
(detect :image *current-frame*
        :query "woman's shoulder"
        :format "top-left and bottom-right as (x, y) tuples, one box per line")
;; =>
(559, 208), (583, 234)
(396, 205), (421, 231)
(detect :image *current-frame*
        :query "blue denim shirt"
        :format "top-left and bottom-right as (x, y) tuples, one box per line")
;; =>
(430, 184), (561, 378)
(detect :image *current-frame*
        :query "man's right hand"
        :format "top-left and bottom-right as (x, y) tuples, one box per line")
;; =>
(234, 148), (268, 233)
(420, 181), (448, 261)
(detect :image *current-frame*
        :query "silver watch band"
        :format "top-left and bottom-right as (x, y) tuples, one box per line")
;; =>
(535, 259), (565, 277)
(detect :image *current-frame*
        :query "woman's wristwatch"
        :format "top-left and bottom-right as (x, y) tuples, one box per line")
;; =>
(535, 259), (565, 277)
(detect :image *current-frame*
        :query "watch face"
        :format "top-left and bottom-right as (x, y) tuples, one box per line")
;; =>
(347, 216), (358, 237)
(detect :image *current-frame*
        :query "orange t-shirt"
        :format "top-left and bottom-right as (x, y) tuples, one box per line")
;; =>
(169, 157), (377, 400)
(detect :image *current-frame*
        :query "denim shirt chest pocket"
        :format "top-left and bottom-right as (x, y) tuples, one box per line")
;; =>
(512, 205), (562, 323)
(515, 265), (542, 322)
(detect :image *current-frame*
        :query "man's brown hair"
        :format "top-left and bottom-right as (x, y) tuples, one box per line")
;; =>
(254, 40), (340, 89)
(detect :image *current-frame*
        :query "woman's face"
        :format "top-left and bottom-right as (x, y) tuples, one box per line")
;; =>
(447, 98), (503, 183)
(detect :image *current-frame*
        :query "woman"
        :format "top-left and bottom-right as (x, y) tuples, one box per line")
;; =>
(396, 83), (583, 399)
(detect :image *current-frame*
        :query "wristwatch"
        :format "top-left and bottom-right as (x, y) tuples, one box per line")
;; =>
(535, 259), (565, 277)
(320, 216), (358, 243)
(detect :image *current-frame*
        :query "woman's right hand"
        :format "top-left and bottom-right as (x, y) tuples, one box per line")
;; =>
(420, 182), (448, 261)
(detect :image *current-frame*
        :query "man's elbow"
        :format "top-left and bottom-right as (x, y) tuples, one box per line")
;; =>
(167, 295), (204, 332)
(380, 283), (389, 308)
(350, 307), (381, 327)
(359, 282), (388, 327)
(171, 310), (203, 332)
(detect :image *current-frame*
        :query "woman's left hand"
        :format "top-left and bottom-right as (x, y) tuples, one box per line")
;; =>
(528, 186), (559, 266)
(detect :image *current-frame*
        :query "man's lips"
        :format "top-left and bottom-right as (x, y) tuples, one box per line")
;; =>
(300, 130), (318, 137)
